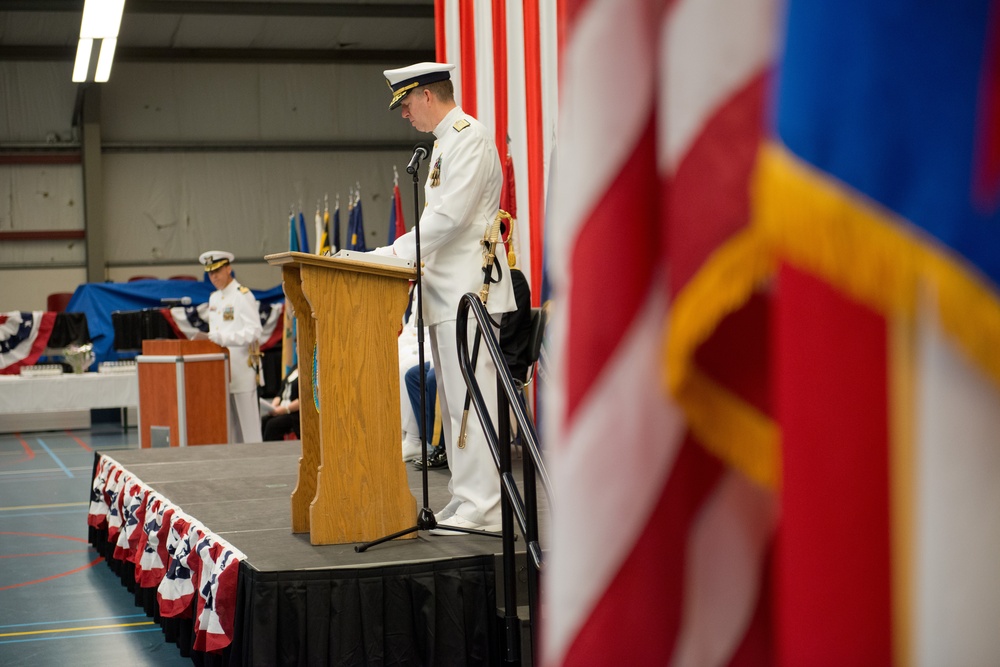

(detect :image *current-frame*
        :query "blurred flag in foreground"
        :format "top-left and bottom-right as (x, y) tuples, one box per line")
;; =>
(543, 0), (1000, 665)
(756, 1), (1000, 664)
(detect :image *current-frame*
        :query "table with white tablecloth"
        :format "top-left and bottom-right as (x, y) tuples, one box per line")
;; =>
(0, 372), (138, 432)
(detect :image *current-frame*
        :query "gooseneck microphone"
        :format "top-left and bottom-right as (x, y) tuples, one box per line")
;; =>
(406, 143), (431, 174)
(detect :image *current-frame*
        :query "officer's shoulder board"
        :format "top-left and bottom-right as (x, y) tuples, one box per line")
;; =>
(239, 285), (251, 294)
(453, 118), (471, 132)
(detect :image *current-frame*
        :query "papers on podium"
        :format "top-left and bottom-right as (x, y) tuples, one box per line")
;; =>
(333, 249), (415, 270)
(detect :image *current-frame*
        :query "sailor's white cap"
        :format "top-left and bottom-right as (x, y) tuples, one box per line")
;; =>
(198, 250), (234, 272)
(383, 62), (455, 110)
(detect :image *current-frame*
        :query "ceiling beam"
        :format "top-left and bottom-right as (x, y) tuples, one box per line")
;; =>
(0, 1), (434, 18)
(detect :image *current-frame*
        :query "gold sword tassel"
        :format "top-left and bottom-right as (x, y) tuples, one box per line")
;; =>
(458, 209), (511, 449)
(249, 340), (264, 386)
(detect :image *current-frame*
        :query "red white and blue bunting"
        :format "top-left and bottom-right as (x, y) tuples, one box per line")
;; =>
(88, 454), (245, 653)
(0, 311), (57, 374)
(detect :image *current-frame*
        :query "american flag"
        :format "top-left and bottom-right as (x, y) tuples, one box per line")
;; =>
(542, 0), (778, 664)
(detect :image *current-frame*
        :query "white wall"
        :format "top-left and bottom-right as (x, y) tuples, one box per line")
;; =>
(0, 267), (88, 312)
(104, 261), (282, 291)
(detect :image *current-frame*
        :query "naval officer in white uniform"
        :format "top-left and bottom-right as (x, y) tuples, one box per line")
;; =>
(200, 250), (263, 443)
(373, 62), (516, 535)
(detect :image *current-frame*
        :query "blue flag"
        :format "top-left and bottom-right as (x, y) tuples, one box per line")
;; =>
(347, 195), (367, 251)
(287, 210), (300, 253)
(758, 0), (1000, 386)
(297, 210), (310, 255)
(283, 210), (300, 376)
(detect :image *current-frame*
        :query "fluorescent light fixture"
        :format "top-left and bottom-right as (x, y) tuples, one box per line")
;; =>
(94, 38), (117, 82)
(72, 38), (94, 82)
(74, 0), (125, 83)
(80, 0), (126, 39)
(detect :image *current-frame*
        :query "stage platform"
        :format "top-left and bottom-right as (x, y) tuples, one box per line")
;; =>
(87, 441), (545, 667)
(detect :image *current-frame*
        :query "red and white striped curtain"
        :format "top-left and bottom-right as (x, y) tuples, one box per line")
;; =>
(434, 0), (561, 303)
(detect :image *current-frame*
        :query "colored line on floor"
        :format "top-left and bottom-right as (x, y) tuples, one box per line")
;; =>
(65, 430), (93, 452)
(0, 502), (89, 512)
(33, 438), (73, 478)
(0, 434), (34, 466)
(0, 509), (93, 520)
(0, 627), (163, 645)
(0, 467), (92, 478)
(0, 556), (102, 591)
(0, 531), (89, 543)
(0, 613), (148, 630)
(0, 621), (155, 638)
(0, 549), (91, 559)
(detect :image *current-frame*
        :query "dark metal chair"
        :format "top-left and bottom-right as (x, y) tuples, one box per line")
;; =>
(517, 303), (549, 425)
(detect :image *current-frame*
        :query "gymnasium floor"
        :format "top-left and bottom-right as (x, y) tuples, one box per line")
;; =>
(0, 424), (192, 667)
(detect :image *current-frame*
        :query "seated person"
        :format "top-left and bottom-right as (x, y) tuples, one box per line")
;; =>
(405, 362), (447, 468)
(261, 367), (299, 441)
(399, 291), (433, 460)
(407, 268), (532, 469)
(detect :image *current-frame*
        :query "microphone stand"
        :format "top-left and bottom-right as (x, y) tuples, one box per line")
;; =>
(357, 152), (433, 552)
(356, 146), (502, 552)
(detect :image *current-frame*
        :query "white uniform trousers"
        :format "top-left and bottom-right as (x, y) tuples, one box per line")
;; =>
(230, 388), (262, 443)
(430, 316), (503, 526)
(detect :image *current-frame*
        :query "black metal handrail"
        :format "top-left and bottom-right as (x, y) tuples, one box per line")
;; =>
(456, 292), (549, 665)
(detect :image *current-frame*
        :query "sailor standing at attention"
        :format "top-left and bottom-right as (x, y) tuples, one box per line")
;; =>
(372, 62), (516, 534)
(200, 250), (263, 443)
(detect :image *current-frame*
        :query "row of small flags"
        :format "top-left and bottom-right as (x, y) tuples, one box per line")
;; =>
(291, 177), (407, 258)
(282, 175), (407, 378)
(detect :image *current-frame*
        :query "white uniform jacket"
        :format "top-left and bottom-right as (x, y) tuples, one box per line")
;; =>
(207, 279), (262, 394)
(390, 106), (516, 325)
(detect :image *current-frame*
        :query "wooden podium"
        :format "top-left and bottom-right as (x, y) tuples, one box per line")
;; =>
(265, 251), (417, 545)
(137, 339), (230, 448)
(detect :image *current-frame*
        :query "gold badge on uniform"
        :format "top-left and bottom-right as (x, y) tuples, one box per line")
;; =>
(430, 155), (442, 187)
(223, 306), (234, 321)
(453, 119), (470, 132)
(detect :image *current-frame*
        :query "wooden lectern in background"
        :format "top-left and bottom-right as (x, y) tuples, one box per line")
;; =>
(266, 251), (416, 545)
(137, 339), (230, 448)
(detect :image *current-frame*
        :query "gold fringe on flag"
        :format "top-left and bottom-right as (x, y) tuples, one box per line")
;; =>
(666, 139), (1000, 492)
(753, 141), (1000, 392)
(666, 226), (781, 490)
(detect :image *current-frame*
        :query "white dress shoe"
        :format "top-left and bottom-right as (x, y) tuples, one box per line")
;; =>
(433, 498), (462, 524)
(429, 514), (501, 536)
